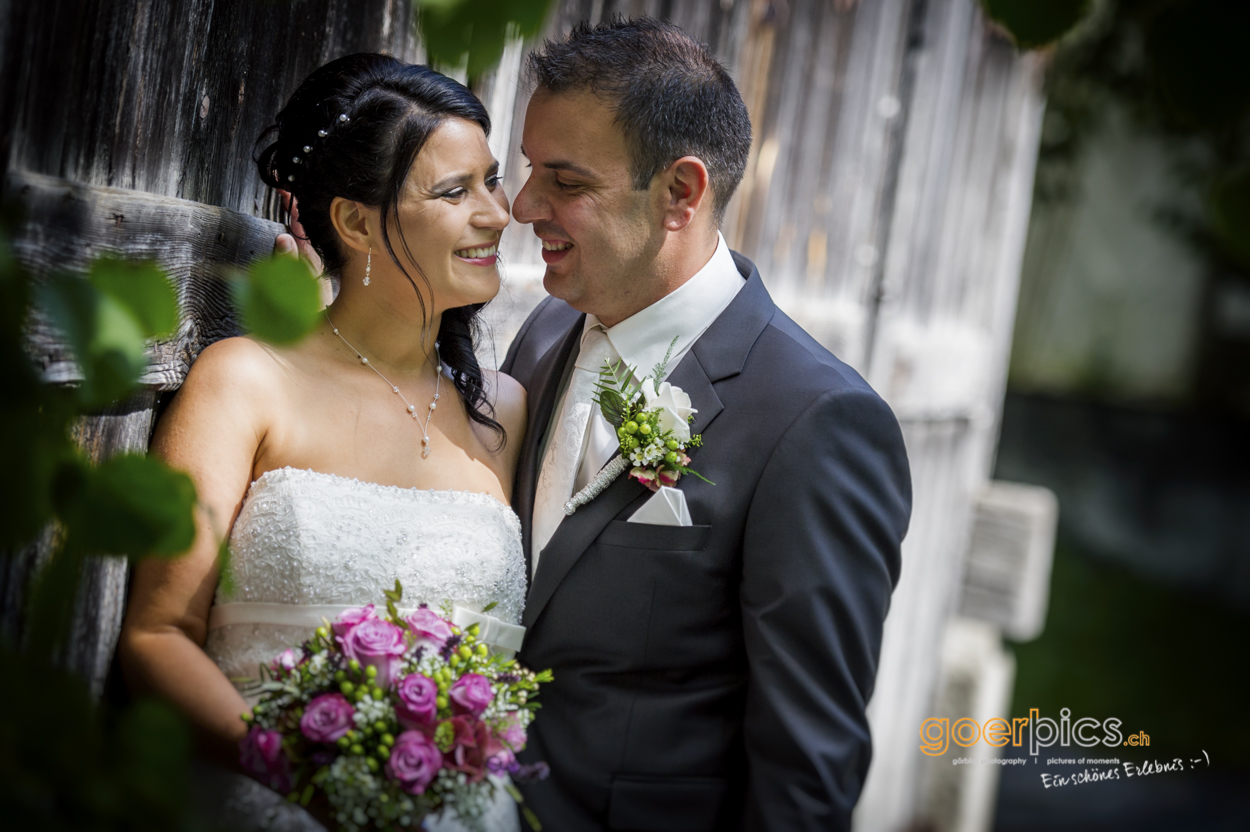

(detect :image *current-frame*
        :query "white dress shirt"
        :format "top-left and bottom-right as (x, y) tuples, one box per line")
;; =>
(536, 231), (745, 540)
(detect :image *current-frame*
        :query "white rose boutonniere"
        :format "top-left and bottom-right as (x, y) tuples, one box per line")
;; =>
(562, 338), (714, 516)
(642, 380), (696, 444)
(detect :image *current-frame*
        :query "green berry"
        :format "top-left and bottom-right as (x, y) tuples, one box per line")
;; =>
(337, 736), (350, 749)
(436, 695), (449, 710)
(372, 686), (384, 700)
(449, 655), (460, 668)
(366, 757), (380, 772)
(335, 670), (347, 683)
(381, 733), (395, 746)
(341, 681), (355, 696)
(639, 423), (651, 435)
(350, 744), (364, 756)
(354, 688), (366, 702)
(665, 451), (679, 466)
(476, 644), (489, 656)
(625, 421), (639, 434)
(375, 721), (388, 733)
(666, 439), (680, 450)
(459, 645), (473, 660)
(316, 627), (329, 639)
(348, 658), (361, 673)
(365, 665), (378, 678)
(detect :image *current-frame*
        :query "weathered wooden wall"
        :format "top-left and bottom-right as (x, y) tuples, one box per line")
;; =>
(0, 0), (421, 696)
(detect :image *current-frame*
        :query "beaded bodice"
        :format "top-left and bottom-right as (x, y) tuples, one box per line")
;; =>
(204, 466), (527, 685)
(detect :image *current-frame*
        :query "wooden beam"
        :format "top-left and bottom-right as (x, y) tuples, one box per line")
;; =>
(5, 170), (283, 390)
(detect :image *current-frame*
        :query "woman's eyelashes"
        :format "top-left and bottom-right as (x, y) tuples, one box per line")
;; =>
(438, 173), (502, 200)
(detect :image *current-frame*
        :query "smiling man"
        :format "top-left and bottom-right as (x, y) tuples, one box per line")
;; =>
(501, 17), (913, 832)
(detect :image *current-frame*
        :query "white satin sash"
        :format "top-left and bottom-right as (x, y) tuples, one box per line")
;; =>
(207, 602), (525, 658)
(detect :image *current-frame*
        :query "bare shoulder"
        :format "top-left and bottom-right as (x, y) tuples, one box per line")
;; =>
(182, 336), (284, 400)
(483, 368), (527, 450)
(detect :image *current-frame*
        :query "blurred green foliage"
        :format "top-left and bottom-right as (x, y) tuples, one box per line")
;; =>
(1017, 0), (1250, 269)
(417, 0), (553, 79)
(981, 0), (1092, 49)
(230, 254), (321, 345)
(1, 209), (323, 826)
(1010, 544), (1250, 768)
(0, 642), (200, 831)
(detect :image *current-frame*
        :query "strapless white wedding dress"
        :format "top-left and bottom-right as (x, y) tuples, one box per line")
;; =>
(198, 466), (527, 832)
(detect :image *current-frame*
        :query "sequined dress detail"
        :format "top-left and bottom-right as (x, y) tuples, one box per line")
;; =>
(201, 466), (526, 832)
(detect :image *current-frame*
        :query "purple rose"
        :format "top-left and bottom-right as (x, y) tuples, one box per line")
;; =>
(449, 673), (494, 717)
(299, 693), (355, 743)
(239, 726), (291, 793)
(394, 673), (439, 728)
(336, 617), (407, 689)
(405, 607), (454, 652)
(332, 604), (377, 637)
(385, 730), (444, 795)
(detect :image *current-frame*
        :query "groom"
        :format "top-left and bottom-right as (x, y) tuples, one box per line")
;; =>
(502, 17), (912, 832)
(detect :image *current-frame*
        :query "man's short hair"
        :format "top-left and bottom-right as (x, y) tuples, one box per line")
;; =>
(527, 16), (752, 224)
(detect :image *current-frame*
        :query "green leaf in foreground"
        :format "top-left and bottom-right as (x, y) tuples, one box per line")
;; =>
(35, 273), (148, 407)
(419, 0), (553, 80)
(232, 255), (321, 345)
(88, 256), (179, 339)
(54, 454), (198, 559)
(980, 0), (1090, 50)
(1211, 168), (1250, 271)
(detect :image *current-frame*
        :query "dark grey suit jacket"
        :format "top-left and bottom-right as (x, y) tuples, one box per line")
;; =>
(500, 253), (912, 831)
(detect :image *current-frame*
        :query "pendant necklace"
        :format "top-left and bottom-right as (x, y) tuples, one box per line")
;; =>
(325, 311), (442, 458)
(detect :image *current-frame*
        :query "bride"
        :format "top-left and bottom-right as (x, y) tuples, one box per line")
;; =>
(118, 54), (526, 831)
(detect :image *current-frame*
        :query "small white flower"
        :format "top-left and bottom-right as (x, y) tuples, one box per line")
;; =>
(643, 381), (696, 443)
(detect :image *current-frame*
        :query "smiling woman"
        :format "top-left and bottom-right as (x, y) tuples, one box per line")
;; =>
(117, 53), (528, 832)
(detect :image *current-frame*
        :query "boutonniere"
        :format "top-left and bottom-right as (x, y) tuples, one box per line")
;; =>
(563, 339), (712, 517)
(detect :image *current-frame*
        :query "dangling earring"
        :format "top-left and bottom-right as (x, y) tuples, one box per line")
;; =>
(363, 247), (372, 286)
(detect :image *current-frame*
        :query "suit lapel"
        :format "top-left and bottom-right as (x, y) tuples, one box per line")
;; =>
(521, 254), (776, 631)
(514, 316), (584, 579)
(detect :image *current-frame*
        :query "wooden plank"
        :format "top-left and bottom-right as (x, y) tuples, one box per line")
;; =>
(6, 170), (283, 390)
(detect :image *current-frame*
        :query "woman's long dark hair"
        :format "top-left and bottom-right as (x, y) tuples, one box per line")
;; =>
(256, 53), (503, 444)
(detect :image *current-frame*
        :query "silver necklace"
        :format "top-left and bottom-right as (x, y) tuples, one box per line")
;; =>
(325, 311), (442, 458)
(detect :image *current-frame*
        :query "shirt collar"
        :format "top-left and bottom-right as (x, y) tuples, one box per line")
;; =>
(583, 232), (744, 378)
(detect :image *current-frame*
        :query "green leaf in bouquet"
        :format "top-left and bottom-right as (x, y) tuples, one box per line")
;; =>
(54, 454), (197, 559)
(523, 805), (544, 831)
(595, 385), (626, 427)
(88, 256), (179, 339)
(481, 600), (498, 613)
(35, 272), (149, 408)
(231, 254), (321, 345)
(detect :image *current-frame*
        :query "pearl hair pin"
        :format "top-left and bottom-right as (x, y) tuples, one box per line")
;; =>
(325, 311), (442, 458)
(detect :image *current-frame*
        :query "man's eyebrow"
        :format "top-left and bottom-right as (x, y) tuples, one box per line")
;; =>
(540, 159), (596, 178)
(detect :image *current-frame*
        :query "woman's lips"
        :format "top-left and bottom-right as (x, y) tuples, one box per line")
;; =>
(454, 243), (499, 266)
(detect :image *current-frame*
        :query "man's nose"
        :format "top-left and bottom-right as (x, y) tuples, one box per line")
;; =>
(512, 176), (546, 225)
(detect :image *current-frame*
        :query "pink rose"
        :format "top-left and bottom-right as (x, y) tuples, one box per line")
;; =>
(299, 693), (355, 743)
(394, 673), (439, 728)
(336, 617), (407, 689)
(405, 607), (454, 652)
(495, 712), (527, 752)
(332, 604), (377, 637)
(630, 466), (659, 491)
(449, 673), (494, 717)
(656, 467), (681, 488)
(385, 730), (444, 795)
(269, 648), (300, 676)
(444, 716), (506, 783)
(239, 726), (291, 793)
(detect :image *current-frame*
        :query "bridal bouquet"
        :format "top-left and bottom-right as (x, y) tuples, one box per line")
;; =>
(237, 582), (550, 831)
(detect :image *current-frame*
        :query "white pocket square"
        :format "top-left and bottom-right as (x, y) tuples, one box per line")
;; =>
(626, 485), (692, 527)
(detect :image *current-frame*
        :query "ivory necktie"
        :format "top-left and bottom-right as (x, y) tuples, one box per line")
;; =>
(531, 325), (616, 574)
